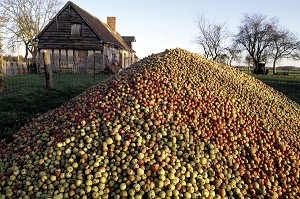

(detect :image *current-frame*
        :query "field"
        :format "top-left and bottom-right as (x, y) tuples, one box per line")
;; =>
(254, 74), (300, 105)
(0, 73), (110, 140)
(237, 68), (300, 105)
(0, 70), (299, 140)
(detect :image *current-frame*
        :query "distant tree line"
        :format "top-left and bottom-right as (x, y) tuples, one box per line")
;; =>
(194, 13), (300, 74)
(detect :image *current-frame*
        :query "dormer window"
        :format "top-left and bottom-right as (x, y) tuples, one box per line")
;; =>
(71, 23), (82, 37)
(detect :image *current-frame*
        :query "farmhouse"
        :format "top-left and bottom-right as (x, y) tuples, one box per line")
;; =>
(36, 1), (137, 73)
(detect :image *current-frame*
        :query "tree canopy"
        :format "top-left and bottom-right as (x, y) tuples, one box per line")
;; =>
(195, 13), (300, 74)
(234, 13), (300, 74)
(0, 0), (62, 63)
(269, 26), (300, 74)
(234, 13), (276, 73)
(194, 15), (230, 62)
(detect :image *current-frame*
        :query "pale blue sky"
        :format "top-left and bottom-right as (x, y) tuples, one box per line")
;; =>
(69, 0), (300, 66)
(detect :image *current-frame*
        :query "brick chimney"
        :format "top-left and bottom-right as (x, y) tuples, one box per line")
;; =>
(107, 16), (116, 32)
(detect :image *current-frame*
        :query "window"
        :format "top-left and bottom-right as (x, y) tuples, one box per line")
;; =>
(71, 23), (82, 37)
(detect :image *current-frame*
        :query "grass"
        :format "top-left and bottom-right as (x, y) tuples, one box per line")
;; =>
(0, 70), (299, 140)
(254, 74), (300, 105)
(0, 73), (110, 140)
(236, 68), (300, 104)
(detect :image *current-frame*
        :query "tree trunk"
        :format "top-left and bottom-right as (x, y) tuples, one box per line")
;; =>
(272, 59), (277, 75)
(254, 61), (259, 74)
(31, 46), (38, 65)
(24, 47), (29, 60)
(24, 41), (29, 60)
(43, 50), (53, 89)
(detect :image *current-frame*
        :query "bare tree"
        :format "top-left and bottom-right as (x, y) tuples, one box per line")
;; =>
(194, 15), (230, 61)
(217, 53), (229, 65)
(0, 0), (62, 63)
(0, 17), (3, 54)
(234, 13), (276, 74)
(224, 45), (242, 67)
(0, 33), (3, 54)
(270, 27), (300, 74)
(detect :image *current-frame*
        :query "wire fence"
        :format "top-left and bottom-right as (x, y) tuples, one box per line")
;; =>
(0, 60), (113, 91)
(0, 61), (111, 138)
(236, 67), (300, 105)
(0, 63), (299, 139)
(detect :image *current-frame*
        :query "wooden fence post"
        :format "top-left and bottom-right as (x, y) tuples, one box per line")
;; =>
(0, 76), (4, 92)
(0, 55), (3, 75)
(43, 50), (53, 89)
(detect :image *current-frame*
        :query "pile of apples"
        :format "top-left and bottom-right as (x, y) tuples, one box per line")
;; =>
(0, 48), (299, 198)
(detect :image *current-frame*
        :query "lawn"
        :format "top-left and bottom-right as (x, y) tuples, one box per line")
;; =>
(254, 74), (300, 105)
(0, 70), (299, 140)
(0, 73), (110, 140)
(237, 68), (300, 105)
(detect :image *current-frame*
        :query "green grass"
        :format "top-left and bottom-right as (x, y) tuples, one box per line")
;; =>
(236, 68), (300, 104)
(0, 73), (110, 140)
(1, 70), (299, 140)
(254, 74), (300, 105)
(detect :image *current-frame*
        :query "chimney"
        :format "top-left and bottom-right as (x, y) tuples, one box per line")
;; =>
(107, 16), (116, 32)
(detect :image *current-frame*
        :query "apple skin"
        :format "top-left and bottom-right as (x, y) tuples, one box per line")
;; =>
(0, 48), (299, 198)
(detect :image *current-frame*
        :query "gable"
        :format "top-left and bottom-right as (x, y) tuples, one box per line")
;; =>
(37, 4), (102, 50)
(37, 1), (133, 51)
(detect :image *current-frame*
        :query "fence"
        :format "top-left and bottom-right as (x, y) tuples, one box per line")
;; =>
(0, 55), (121, 137)
(0, 57), (119, 77)
(0, 70), (111, 138)
(0, 61), (28, 76)
(0, 63), (299, 139)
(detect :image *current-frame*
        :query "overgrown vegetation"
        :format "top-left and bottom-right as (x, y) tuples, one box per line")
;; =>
(0, 74), (109, 140)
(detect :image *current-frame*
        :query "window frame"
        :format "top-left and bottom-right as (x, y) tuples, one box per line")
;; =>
(71, 23), (82, 38)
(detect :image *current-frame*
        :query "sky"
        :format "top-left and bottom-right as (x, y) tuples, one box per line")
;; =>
(13, 0), (300, 67)
(66, 0), (300, 67)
